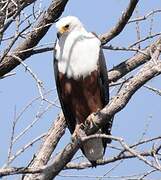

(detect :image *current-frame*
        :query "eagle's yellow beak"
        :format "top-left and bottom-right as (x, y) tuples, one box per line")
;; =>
(59, 26), (68, 34)
(57, 25), (69, 38)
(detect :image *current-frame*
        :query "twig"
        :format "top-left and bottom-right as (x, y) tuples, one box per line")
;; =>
(7, 106), (17, 166)
(1, 2), (30, 35)
(149, 11), (154, 37)
(0, 24), (31, 62)
(82, 134), (161, 171)
(9, 54), (44, 100)
(5, 133), (46, 166)
(65, 136), (161, 170)
(103, 45), (147, 55)
(98, 160), (123, 180)
(129, 32), (161, 48)
(135, 8), (141, 49)
(13, 103), (52, 144)
(12, 42), (55, 55)
(138, 169), (157, 180)
(128, 9), (161, 23)
(144, 85), (161, 96)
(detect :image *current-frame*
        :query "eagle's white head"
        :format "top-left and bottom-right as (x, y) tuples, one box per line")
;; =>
(55, 16), (85, 38)
(55, 16), (101, 80)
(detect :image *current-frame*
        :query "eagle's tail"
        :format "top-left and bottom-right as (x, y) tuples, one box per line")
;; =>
(82, 137), (104, 165)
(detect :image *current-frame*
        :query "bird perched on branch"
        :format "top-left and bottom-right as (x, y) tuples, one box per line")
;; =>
(54, 16), (112, 166)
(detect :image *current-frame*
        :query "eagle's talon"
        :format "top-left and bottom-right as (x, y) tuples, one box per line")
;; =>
(80, 123), (85, 130)
(85, 119), (90, 127)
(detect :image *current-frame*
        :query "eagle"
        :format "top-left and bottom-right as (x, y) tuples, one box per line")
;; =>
(54, 16), (112, 165)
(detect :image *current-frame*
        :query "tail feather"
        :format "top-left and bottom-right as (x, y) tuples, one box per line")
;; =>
(82, 137), (104, 162)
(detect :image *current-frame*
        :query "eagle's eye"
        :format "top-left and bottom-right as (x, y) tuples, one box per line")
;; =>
(64, 24), (69, 29)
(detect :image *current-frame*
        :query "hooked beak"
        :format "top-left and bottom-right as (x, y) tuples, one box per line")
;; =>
(57, 27), (68, 39)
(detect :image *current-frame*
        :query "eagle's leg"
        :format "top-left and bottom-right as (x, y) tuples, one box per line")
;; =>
(72, 123), (87, 140)
(85, 111), (101, 131)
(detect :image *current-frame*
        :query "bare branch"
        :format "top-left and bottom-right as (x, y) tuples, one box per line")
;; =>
(0, 0), (36, 36)
(22, 113), (66, 180)
(0, 72), (16, 79)
(128, 9), (161, 23)
(0, 0), (69, 77)
(6, 133), (46, 166)
(0, 167), (43, 177)
(13, 103), (53, 144)
(66, 136), (161, 170)
(9, 54), (44, 99)
(1, 24), (31, 62)
(37, 137), (79, 180)
(108, 37), (161, 83)
(7, 106), (17, 166)
(100, 0), (139, 45)
(144, 85), (161, 96)
(103, 44), (145, 53)
(81, 134), (161, 171)
(7, 0), (37, 19)
(129, 32), (161, 48)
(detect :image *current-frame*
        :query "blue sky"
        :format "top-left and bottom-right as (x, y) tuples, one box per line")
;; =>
(0, 0), (161, 179)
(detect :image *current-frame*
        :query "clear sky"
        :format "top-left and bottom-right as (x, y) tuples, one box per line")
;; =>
(0, 0), (161, 179)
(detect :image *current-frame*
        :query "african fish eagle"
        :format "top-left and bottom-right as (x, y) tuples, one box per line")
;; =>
(54, 16), (111, 165)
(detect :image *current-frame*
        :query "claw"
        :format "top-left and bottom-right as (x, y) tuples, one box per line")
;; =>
(73, 124), (86, 139)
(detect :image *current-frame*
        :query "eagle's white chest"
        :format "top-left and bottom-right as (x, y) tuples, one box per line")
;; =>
(55, 31), (101, 79)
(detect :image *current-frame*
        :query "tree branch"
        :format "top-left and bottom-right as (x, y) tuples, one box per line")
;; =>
(22, 113), (66, 180)
(1, 135), (161, 177)
(0, 0), (37, 36)
(108, 36), (161, 83)
(66, 135), (161, 170)
(7, 0), (37, 19)
(0, 0), (69, 77)
(100, 0), (139, 45)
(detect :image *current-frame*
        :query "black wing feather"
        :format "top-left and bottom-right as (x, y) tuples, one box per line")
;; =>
(98, 48), (109, 105)
(98, 48), (113, 146)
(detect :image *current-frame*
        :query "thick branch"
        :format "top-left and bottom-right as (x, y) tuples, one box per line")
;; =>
(39, 137), (79, 180)
(7, 0), (37, 19)
(108, 36), (161, 83)
(100, 0), (139, 45)
(0, 0), (37, 35)
(0, 0), (69, 77)
(22, 113), (66, 180)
